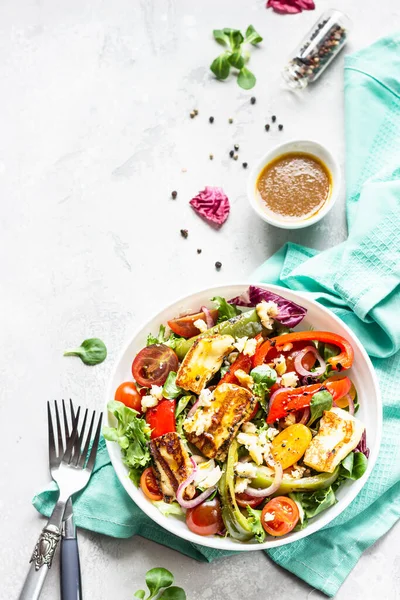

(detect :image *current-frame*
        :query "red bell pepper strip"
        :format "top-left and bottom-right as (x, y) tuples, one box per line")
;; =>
(254, 331), (354, 371)
(266, 378), (352, 423)
(146, 399), (176, 439)
(218, 352), (252, 386)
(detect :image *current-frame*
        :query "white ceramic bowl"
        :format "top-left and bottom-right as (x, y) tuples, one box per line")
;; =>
(105, 283), (381, 551)
(247, 140), (341, 229)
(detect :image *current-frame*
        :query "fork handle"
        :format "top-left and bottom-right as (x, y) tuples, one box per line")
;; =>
(18, 499), (67, 600)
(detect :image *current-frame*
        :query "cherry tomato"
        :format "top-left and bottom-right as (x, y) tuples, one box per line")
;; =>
(140, 467), (163, 501)
(132, 344), (179, 388)
(186, 497), (224, 536)
(325, 374), (356, 407)
(146, 399), (176, 439)
(235, 492), (264, 509)
(168, 309), (219, 338)
(261, 497), (299, 536)
(115, 381), (142, 412)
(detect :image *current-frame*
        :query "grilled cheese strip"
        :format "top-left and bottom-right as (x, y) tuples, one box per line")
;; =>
(304, 407), (364, 474)
(184, 383), (256, 461)
(149, 432), (195, 503)
(176, 334), (235, 394)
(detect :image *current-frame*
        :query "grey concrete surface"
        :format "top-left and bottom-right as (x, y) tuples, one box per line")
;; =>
(1, 0), (399, 598)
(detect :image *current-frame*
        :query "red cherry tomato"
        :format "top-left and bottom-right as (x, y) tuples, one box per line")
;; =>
(132, 344), (179, 388)
(115, 381), (142, 412)
(261, 497), (299, 536)
(140, 467), (163, 501)
(235, 492), (264, 509)
(168, 309), (219, 338)
(146, 399), (176, 439)
(186, 498), (224, 536)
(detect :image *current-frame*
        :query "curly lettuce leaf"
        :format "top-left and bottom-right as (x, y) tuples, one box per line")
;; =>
(211, 296), (241, 323)
(246, 506), (266, 543)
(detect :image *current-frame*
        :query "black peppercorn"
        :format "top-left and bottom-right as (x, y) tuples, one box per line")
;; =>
(278, 124), (283, 131)
(250, 97), (256, 104)
(229, 150), (234, 158)
(209, 116), (214, 123)
(215, 261), (222, 270)
(234, 144), (239, 151)
(180, 229), (188, 238)
(171, 190), (177, 199)
(197, 248), (202, 254)
(242, 162), (248, 169)
(265, 124), (270, 131)
(272, 115), (276, 122)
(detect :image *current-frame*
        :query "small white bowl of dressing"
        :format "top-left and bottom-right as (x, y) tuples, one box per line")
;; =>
(247, 140), (341, 229)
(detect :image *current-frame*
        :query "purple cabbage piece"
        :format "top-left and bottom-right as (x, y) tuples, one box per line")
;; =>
(354, 429), (370, 458)
(229, 285), (307, 328)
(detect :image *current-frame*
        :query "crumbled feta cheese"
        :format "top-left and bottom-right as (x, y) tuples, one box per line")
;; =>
(234, 337), (248, 353)
(242, 422), (257, 434)
(282, 342), (293, 352)
(197, 466), (222, 489)
(150, 385), (164, 400)
(183, 410), (213, 436)
(234, 461), (258, 478)
(141, 395), (159, 412)
(273, 354), (287, 376)
(266, 427), (280, 441)
(281, 371), (299, 388)
(263, 511), (275, 523)
(235, 369), (254, 390)
(198, 388), (214, 407)
(234, 477), (251, 494)
(237, 432), (271, 466)
(228, 351), (239, 364)
(243, 338), (258, 357)
(194, 318), (208, 333)
(284, 413), (297, 427)
(291, 465), (306, 479)
(256, 300), (279, 330)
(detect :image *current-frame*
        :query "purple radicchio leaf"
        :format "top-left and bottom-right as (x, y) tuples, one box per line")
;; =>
(229, 285), (307, 328)
(354, 429), (370, 458)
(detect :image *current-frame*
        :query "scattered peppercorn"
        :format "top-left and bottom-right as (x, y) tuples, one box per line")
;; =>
(193, 109), (199, 116)
(197, 248), (202, 254)
(215, 261), (222, 270)
(272, 115), (276, 122)
(195, 375), (200, 381)
(209, 154), (214, 160)
(209, 116), (214, 123)
(180, 229), (188, 238)
(233, 154), (238, 161)
(171, 190), (177, 199)
(278, 124), (283, 131)
(265, 124), (270, 131)
(190, 112), (195, 119)
(228, 118), (233, 124)
(229, 150), (234, 158)
(242, 162), (248, 169)
(250, 96), (256, 105)
(234, 144), (239, 151)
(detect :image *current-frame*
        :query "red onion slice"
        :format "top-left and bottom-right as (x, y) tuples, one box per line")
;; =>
(245, 462), (283, 497)
(343, 394), (355, 415)
(201, 306), (215, 329)
(294, 346), (326, 377)
(176, 458), (216, 509)
(298, 407), (310, 424)
(187, 397), (201, 418)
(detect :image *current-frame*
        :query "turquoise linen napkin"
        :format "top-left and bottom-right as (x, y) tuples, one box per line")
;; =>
(33, 34), (400, 597)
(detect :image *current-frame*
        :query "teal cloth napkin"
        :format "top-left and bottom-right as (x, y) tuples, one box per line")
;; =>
(33, 34), (400, 597)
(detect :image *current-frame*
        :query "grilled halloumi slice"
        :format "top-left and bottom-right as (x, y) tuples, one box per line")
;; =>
(176, 334), (235, 394)
(303, 407), (364, 473)
(184, 383), (256, 461)
(149, 432), (195, 503)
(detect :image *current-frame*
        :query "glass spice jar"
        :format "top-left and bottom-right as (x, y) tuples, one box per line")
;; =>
(282, 9), (352, 90)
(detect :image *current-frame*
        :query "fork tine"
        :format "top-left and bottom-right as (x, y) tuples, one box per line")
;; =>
(70, 398), (75, 423)
(54, 400), (64, 456)
(85, 412), (103, 473)
(62, 399), (70, 439)
(47, 402), (57, 467)
(78, 410), (96, 468)
(62, 406), (81, 464)
(72, 408), (88, 466)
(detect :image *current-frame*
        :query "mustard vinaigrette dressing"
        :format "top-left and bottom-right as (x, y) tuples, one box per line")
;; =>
(256, 152), (332, 223)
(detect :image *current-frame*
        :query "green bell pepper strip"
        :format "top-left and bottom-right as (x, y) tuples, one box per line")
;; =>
(251, 466), (339, 494)
(219, 439), (253, 541)
(175, 309), (262, 360)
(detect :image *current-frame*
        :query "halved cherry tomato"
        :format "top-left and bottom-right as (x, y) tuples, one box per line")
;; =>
(146, 399), (176, 439)
(235, 492), (264, 509)
(132, 344), (179, 388)
(267, 378), (352, 423)
(115, 381), (142, 412)
(219, 353), (252, 386)
(168, 309), (219, 338)
(186, 497), (224, 536)
(254, 331), (354, 371)
(140, 467), (162, 501)
(325, 374), (357, 408)
(261, 496), (299, 536)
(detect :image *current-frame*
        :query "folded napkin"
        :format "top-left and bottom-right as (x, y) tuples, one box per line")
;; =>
(34, 33), (400, 597)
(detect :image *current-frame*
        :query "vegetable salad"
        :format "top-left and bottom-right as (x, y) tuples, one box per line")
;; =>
(104, 286), (368, 543)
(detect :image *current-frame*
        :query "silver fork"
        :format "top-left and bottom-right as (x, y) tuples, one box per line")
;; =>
(19, 400), (102, 600)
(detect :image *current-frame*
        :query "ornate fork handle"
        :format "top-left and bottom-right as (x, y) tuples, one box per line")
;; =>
(30, 524), (62, 571)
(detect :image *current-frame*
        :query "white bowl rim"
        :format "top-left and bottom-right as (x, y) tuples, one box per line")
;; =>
(247, 139), (342, 230)
(105, 282), (381, 552)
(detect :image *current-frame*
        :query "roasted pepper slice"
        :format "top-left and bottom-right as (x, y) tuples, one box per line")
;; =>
(254, 331), (354, 371)
(251, 465), (339, 494)
(218, 352), (252, 386)
(175, 309), (262, 360)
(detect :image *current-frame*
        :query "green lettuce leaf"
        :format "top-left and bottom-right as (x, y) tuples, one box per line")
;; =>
(211, 296), (240, 323)
(290, 486), (337, 519)
(163, 372), (184, 399)
(246, 506), (266, 543)
(307, 390), (333, 426)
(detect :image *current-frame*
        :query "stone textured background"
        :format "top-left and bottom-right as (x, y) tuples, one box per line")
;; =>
(1, 0), (399, 598)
